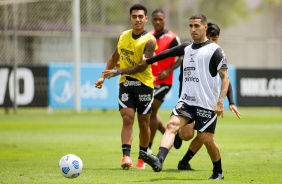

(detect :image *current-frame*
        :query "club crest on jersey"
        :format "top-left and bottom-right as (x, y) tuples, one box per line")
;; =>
(121, 93), (129, 102)
(176, 102), (184, 109)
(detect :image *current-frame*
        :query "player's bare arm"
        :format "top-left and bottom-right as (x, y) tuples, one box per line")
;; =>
(95, 48), (119, 88)
(103, 37), (156, 78)
(215, 68), (230, 117)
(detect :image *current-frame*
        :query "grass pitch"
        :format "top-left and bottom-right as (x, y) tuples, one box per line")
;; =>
(0, 107), (281, 184)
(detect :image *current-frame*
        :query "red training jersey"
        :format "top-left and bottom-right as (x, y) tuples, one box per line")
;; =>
(149, 30), (179, 85)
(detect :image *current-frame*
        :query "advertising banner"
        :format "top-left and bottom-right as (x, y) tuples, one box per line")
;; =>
(49, 63), (236, 110)
(48, 63), (181, 109)
(0, 65), (48, 107)
(237, 69), (282, 106)
(49, 63), (119, 109)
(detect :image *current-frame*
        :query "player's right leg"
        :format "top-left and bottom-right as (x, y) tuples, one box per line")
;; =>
(118, 83), (137, 170)
(140, 114), (190, 172)
(120, 108), (135, 169)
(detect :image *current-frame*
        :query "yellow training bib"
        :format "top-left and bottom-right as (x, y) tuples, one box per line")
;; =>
(118, 29), (156, 89)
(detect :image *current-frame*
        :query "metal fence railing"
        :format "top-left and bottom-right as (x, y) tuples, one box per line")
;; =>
(0, 0), (281, 68)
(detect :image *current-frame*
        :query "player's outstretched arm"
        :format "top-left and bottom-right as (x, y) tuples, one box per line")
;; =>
(215, 68), (230, 118)
(145, 42), (189, 65)
(95, 48), (119, 88)
(103, 37), (157, 78)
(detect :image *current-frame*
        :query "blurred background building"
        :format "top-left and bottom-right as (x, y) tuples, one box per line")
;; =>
(0, 0), (281, 68)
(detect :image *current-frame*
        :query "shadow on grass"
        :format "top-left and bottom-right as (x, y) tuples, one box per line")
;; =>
(132, 177), (205, 182)
(85, 168), (206, 172)
(150, 177), (205, 182)
(161, 169), (200, 172)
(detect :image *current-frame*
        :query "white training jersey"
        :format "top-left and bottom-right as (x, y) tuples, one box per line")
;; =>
(179, 40), (227, 110)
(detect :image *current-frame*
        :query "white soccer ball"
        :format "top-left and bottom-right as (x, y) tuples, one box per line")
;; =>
(59, 154), (83, 178)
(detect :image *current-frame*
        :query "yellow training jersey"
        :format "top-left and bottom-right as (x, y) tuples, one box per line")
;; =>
(118, 29), (156, 89)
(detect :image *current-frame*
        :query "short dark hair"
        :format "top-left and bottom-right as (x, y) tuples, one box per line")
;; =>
(152, 9), (165, 17)
(130, 4), (147, 16)
(189, 14), (207, 25)
(207, 22), (220, 37)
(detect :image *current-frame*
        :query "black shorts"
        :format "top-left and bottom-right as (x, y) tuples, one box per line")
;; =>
(119, 77), (154, 114)
(171, 101), (218, 133)
(154, 84), (172, 102)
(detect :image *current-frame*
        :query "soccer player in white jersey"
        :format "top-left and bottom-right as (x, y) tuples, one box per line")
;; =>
(137, 14), (229, 180)
(174, 22), (241, 172)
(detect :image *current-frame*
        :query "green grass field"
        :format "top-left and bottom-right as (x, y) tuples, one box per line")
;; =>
(0, 107), (281, 184)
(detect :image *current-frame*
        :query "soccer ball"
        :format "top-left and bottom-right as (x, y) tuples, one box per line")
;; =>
(59, 154), (83, 178)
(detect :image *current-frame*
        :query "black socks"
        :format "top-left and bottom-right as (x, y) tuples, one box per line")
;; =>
(181, 149), (196, 163)
(122, 144), (131, 157)
(212, 158), (222, 173)
(156, 146), (169, 164)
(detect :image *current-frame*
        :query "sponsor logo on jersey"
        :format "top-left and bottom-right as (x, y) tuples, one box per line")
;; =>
(121, 49), (134, 56)
(139, 94), (152, 101)
(184, 76), (199, 82)
(182, 94), (196, 101)
(120, 49), (136, 65)
(183, 68), (199, 82)
(184, 67), (196, 71)
(123, 80), (142, 87)
(197, 109), (212, 118)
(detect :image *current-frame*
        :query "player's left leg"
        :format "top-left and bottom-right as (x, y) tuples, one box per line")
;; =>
(178, 130), (203, 170)
(135, 113), (151, 169)
(193, 106), (224, 179)
(200, 132), (224, 179)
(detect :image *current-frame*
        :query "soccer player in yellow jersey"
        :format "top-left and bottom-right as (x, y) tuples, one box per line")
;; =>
(95, 4), (157, 170)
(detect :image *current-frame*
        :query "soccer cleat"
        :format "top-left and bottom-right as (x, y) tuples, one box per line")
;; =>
(121, 155), (133, 170)
(174, 131), (183, 149)
(147, 147), (153, 154)
(177, 160), (195, 170)
(135, 159), (146, 169)
(139, 150), (162, 172)
(208, 172), (224, 179)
